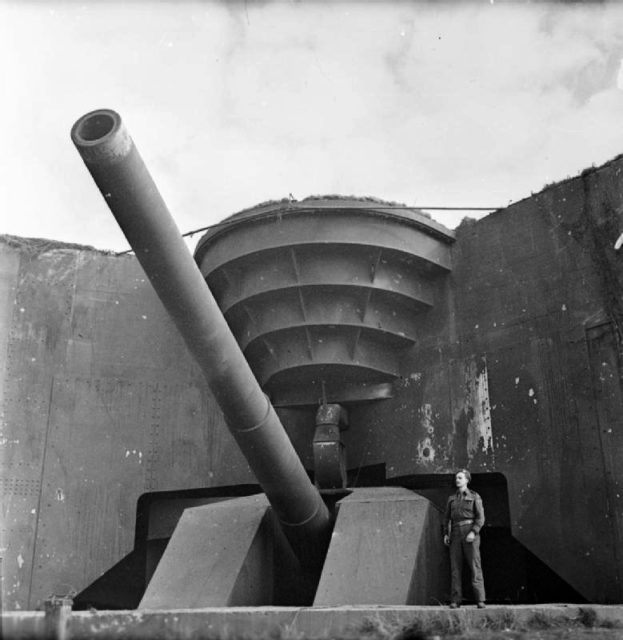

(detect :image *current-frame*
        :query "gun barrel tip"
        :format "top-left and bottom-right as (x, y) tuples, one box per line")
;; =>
(71, 109), (121, 145)
(71, 109), (131, 162)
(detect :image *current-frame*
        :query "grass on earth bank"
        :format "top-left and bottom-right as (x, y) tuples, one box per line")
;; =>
(234, 608), (623, 640)
(197, 608), (623, 640)
(340, 609), (623, 640)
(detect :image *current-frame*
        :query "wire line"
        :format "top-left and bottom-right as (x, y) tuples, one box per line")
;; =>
(115, 204), (503, 255)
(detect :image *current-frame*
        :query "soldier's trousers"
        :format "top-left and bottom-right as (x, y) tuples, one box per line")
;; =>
(450, 523), (486, 603)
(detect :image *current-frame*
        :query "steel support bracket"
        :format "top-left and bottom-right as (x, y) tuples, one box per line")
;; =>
(313, 404), (348, 489)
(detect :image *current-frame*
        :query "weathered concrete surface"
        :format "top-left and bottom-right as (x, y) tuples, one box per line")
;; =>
(314, 488), (449, 605)
(0, 237), (256, 610)
(346, 156), (623, 602)
(140, 495), (274, 608)
(2, 605), (623, 639)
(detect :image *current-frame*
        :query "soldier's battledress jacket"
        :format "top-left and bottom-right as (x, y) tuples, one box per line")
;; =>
(444, 488), (485, 536)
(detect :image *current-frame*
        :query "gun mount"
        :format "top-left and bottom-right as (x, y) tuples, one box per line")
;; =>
(68, 109), (453, 608)
(194, 195), (454, 407)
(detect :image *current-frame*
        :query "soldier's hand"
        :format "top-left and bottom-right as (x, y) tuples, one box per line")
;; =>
(443, 534), (450, 546)
(465, 531), (476, 543)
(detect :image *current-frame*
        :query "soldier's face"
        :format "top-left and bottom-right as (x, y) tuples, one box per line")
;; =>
(455, 472), (468, 489)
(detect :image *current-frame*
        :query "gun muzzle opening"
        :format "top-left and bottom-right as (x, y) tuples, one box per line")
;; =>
(71, 109), (130, 163)
(72, 110), (118, 143)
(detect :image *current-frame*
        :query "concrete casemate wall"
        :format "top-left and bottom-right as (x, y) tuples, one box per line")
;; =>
(2, 153), (623, 609)
(346, 155), (623, 602)
(0, 238), (255, 610)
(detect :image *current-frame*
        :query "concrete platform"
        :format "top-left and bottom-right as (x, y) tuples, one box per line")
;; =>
(2, 604), (623, 639)
(139, 495), (282, 608)
(314, 488), (449, 605)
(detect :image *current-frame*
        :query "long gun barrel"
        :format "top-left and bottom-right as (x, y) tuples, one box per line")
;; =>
(70, 109), (330, 562)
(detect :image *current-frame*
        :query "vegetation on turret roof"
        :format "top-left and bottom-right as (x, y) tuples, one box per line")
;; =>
(301, 194), (409, 206)
(228, 194), (430, 220)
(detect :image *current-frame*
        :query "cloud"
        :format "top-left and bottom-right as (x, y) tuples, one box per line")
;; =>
(3, 1), (623, 249)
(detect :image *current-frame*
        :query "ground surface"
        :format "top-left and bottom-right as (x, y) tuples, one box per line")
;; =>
(3, 604), (623, 639)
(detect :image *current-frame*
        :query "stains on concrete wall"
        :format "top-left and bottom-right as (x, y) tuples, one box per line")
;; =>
(449, 355), (493, 470)
(345, 364), (455, 478)
(415, 403), (436, 465)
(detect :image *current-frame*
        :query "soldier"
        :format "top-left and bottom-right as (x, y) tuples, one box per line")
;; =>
(443, 469), (486, 609)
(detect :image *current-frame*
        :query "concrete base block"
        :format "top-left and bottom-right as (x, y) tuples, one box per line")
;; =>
(7, 604), (623, 640)
(139, 494), (287, 608)
(314, 487), (449, 605)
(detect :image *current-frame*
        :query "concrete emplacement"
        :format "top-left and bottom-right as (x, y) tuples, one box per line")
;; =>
(6, 102), (623, 618)
(68, 107), (458, 611)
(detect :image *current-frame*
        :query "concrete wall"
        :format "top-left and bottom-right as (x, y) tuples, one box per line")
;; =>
(346, 156), (623, 602)
(0, 238), (254, 610)
(2, 153), (623, 608)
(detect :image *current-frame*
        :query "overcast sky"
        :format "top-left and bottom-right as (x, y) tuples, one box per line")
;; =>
(2, 0), (623, 252)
